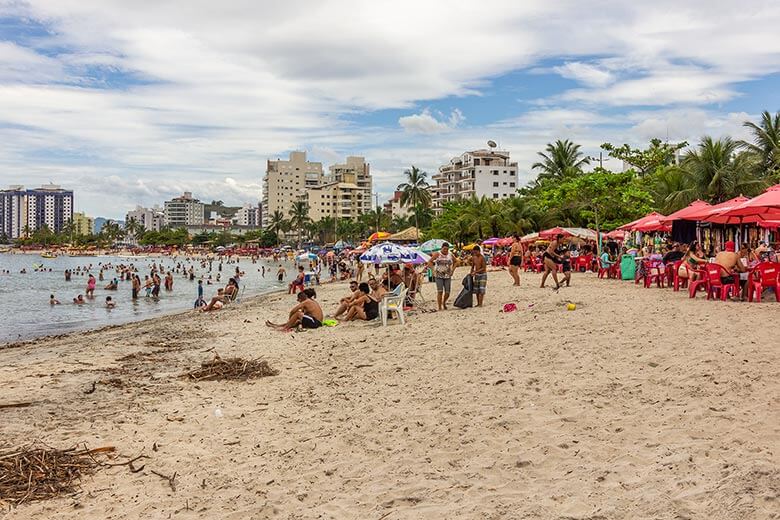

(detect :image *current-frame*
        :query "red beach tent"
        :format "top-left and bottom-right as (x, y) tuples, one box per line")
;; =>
(658, 200), (711, 223)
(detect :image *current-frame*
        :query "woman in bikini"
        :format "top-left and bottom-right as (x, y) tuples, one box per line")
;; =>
(540, 233), (564, 289)
(508, 235), (522, 286)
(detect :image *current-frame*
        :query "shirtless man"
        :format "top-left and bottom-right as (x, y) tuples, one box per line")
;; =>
(277, 264), (286, 282)
(470, 245), (488, 307)
(332, 280), (360, 318)
(508, 235), (522, 286)
(266, 290), (324, 330)
(540, 234), (564, 289)
(715, 241), (747, 298)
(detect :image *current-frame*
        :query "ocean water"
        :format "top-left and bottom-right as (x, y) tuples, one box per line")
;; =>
(0, 253), (290, 344)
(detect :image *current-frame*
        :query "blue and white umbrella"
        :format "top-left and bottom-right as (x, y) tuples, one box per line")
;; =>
(296, 252), (318, 262)
(360, 242), (430, 265)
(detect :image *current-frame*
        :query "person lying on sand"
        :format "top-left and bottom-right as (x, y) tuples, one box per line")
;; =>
(266, 290), (323, 330)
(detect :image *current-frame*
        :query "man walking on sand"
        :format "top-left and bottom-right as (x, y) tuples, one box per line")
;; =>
(427, 242), (456, 310)
(470, 245), (487, 307)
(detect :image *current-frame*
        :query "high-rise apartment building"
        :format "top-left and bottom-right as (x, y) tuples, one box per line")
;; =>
(234, 203), (261, 227)
(383, 191), (411, 220)
(0, 184), (74, 237)
(72, 212), (94, 236)
(326, 156), (372, 215)
(432, 148), (518, 214)
(0, 185), (27, 239)
(164, 192), (204, 228)
(262, 151), (323, 227)
(304, 180), (365, 222)
(126, 205), (164, 232)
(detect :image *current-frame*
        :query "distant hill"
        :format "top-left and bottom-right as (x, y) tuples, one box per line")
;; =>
(93, 217), (124, 234)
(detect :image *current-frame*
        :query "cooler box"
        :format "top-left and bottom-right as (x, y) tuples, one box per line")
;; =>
(620, 255), (635, 280)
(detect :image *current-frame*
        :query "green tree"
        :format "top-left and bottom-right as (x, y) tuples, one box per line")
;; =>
(601, 138), (688, 176)
(289, 201), (310, 246)
(397, 166), (432, 240)
(532, 139), (590, 182)
(266, 210), (286, 245)
(677, 136), (765, 203)
(740, 110), (780, 180)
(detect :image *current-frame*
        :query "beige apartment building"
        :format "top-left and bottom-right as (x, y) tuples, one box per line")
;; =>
(262, 151), (323, 227)
(304, 174), (366, 222)
(326, 156), (372, 215)
(71, 212), (94, 236)
(432, 148), (518, 214)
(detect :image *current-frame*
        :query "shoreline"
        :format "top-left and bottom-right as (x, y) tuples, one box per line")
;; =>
(1, 270), (777, 519)
(0, 286), (289, 350)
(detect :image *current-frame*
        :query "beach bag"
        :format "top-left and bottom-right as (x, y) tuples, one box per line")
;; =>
(453, 275), (474, 309)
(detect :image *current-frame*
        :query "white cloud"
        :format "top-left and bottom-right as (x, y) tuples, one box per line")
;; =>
(0, 1), (778, 215)
(398, 108), (464, 134)
(553, 62), (614, 87)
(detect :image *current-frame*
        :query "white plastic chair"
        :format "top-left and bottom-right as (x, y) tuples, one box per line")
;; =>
(380, 286), (408, 326)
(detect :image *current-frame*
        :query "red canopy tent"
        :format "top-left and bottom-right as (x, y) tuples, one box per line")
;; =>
(633, 218), (672, 233)
(658, 200), (711, 223)
(694, 196), (759, 225)
(720, 184), (780, 220)
(617, 211), (668, 231)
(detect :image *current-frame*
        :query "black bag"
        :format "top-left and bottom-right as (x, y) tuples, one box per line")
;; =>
(453, 275), (474, 309)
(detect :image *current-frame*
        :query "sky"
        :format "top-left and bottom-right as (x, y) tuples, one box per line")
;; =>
(0, 0), (779, 219)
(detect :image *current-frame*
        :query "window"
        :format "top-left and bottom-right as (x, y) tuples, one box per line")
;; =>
(502, 182), (507, 186)
(509, 182), (515, 187)
(492, 170), (499, 175)
(493, 193), (499, 199)
(493, 181), (499, 187)
(503, 170), (507, 174)
(509, 171), (516, 176)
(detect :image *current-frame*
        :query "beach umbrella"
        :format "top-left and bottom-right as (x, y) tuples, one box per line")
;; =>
(520, 232), (539, 243)
(658, 200), (711, 223)
(720, 184), (780, 220)
(419, 239), (447, 253)
(633, 219), (672, 233)
(538, 227), (572, 240)
(605, 229), (626, 240)
(334, 240), (352, 250)
(367, 231), (391, 242)
(359, 242), (430, 265)
(482, 237), (500, 246)
(462, 243), (477, 251)
(295, 252), (317, 262)
(618, 212), (666, 231)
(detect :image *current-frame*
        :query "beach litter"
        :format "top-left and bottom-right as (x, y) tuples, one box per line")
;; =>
(0, 443), (115, 507)
(567, 303), (576, 311)
(182, 354), (279, 382)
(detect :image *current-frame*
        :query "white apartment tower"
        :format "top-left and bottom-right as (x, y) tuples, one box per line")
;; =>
(163, 192), (205, 228)
(126, 205), (165, 232)
(432, 148), (518, 214)
(263, 151), (323, 228)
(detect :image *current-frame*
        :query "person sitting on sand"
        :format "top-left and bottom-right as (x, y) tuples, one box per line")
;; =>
(343, 282), (380, 321)
(201, 288), (226, 312)
(333, 280), (360, 318)
(266, 290), (323, 330)
(289, 266), (305, 294)
(224, 278), (239, 301)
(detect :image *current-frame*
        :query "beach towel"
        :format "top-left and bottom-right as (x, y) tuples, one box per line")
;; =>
(453, 275), (474, 309)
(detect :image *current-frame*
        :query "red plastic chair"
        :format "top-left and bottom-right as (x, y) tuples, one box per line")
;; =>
(687, 265), (709, 298)
(642, 259), (665, 288)
(671, 261), (688, 291)
(703, 264), (739, 301)
(665, 262), (676, 287)
(747, 262), (780, 302)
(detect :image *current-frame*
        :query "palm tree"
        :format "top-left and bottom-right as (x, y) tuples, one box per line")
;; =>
(288, 201), (310, 247)
(651, 166), (691, 213)
(500, 196), (536, 236)
(740, 110), (780, 180)
(678, 136), (764, 203)
(267, 209), (286, 245)
(532, 139), (590, 182)
(397, 166), (432, 240)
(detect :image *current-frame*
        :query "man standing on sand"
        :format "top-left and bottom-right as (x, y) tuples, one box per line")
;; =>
(266, 290), (324, 330)
(427, 242), (456, 310)
(470, 245), (487, 307)
(540, 234), (564, 290)
(508, 235), (522, 286)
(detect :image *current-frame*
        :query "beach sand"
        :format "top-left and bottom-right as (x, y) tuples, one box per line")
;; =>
(1, 268), (778, 519)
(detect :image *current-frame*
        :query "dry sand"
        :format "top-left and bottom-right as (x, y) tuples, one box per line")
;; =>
(1, 268), (778, 519)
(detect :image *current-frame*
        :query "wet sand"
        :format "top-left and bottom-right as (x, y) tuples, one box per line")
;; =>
(1, 268), (778, 519)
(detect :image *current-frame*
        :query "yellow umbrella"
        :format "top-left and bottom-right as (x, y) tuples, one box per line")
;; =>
(462, 243), (477, 251)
